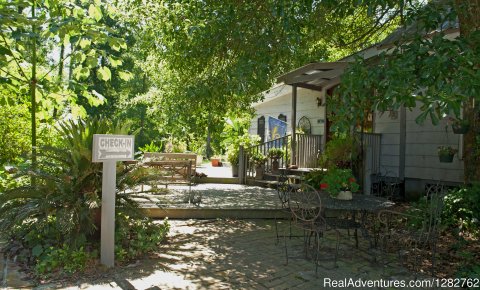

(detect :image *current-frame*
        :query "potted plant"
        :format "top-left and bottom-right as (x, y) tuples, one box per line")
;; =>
(438, 146), (457, 163)
(449, 118), (470, 134)
(267, 148), (284, 174)
(250, 152), (267, 180)
(227, 145), (240, 177)
(211, 156), (222, 167)
(304, 169), (327, 189)
(320, 168), (360, 200)
(321, 135), (359, 169)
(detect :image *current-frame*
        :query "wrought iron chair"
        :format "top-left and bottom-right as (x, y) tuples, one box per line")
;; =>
(274, 171), (292, 244)
(377, 183), (446, 276)
(371, 170), (402, 201)
(285, 183), (340, 273)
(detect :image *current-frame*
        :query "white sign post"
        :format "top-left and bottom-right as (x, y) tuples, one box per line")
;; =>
(92, 134), (134, 267)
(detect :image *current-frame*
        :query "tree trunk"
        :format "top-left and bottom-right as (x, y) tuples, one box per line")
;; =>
(30, 1), (37, 184)
(53, 43), (65, 119)
(455, 0), (480, 182)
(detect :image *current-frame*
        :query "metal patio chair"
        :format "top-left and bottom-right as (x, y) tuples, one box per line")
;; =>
(274, 170), (299, 244)
(377, 183), (446, 276)
(284, 183), (340, 273)
(372, 174), (401, 201)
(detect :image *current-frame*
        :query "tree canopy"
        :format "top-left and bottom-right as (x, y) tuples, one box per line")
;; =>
(329, 0), (480, 181)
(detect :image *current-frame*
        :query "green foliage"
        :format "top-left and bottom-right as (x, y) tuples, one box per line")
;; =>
(226, 134), (260, 166)
(321, 135), (358, 169)
(139, 141), (163, 153)
(0, 117), (153, 245)
(320, 168), (359, 197)
(333, 1), (480, 128)
(164, 137), (187, 153)
(0, 116), (170, 276)
(304, 169), (326, 189)
(443, 184), (480, 237)
(438, 145), (458, 156)
(35, 244), (96, 275)
(0, 104), (30, 165)
(456, 262), (480, 287)
(116, 0), (394, 153)
(267, 148), (284, 159)
(226, 147), (240, 166)
(250, 152), (267, 166)
(115, 214), (170, 262)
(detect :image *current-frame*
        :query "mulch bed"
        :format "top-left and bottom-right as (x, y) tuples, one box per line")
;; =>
(376, 202), (479, 279)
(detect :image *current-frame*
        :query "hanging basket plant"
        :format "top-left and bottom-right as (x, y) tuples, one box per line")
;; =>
(449, 118), (470, 134)
(437, 146), (457, 163)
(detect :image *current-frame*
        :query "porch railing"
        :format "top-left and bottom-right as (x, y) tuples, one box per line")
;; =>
(358, 132), (381, 175)
(296, 134), (323, 168)
(239, 134), (322, 183)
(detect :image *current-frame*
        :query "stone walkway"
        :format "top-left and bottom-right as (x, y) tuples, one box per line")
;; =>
(139, 184), (281, 209)
(2, 219), (431, 290)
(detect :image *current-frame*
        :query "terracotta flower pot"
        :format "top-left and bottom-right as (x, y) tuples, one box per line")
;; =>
(211, 158), (221, 167)
(255, 165), (265, 180)
(271, 159), (280, 174)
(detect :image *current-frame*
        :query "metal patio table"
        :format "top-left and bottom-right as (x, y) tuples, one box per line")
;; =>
(319, 191), (395, 250)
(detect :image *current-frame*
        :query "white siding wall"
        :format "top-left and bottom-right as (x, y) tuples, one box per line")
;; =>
(404, 106), (464, 182)
(374, 111), (400, 176)
(249, 87), (325, 138)
(374, 104), (464, 183)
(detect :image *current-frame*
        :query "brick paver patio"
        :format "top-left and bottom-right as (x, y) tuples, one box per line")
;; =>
(3, 219), (434, 290)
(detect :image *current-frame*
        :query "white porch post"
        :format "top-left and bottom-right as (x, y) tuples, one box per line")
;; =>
(291, 85), (297, 166)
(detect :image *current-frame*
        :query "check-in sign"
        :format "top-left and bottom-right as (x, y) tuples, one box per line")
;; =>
(92, 134), (134, 162)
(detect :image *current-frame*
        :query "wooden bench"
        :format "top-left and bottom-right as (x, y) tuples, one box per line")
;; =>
(143, 153), (197, 189)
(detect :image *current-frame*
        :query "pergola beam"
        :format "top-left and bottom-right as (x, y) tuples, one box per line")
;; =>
(277, 61), (349, 84)
(294, 82), (323, 92)
(286, 68), (345, 84)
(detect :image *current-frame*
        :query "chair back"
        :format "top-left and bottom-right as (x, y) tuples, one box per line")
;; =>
(422, 183), (446, 243)
(288, 183), (322, 223)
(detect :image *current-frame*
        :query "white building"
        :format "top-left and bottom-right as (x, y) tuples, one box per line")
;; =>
(249, 26), (464, 195)
(249, 84), (326, 142)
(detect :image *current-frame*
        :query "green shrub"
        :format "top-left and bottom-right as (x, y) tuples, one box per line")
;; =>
(267, 148), (284, 159)
(250, 151), (267, 166)
(34, 244), (96, 275)
(115, 213), (170, 262)
(139, 141), (163, 153)
(226, 133), (260, 166)
(304, 169), (326, 188)
(321, 135), (359, 169)
(320, 168), (360, 197)
(443, 183), (480, 237)
(0, 117), (170, 277)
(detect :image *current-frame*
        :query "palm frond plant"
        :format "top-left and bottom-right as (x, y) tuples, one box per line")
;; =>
(0, 117), (169, 275)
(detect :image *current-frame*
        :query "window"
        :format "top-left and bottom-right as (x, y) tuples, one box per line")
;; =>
(257, 116), (265, 142)
(278, 114), (287, 123)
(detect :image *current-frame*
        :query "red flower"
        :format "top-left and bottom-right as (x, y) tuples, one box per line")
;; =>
(320, 183), (328, 189)
(348, 177), (356, 183)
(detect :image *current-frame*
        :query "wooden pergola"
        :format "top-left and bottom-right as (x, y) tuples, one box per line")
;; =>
(276, 61), (350, 165)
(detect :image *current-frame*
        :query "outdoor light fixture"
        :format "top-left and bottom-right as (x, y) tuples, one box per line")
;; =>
(316, 97), (324, 107)
(388, 110), (398, 120)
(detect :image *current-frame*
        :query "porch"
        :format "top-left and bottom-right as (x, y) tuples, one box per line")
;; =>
(238, 132), (386, 196)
